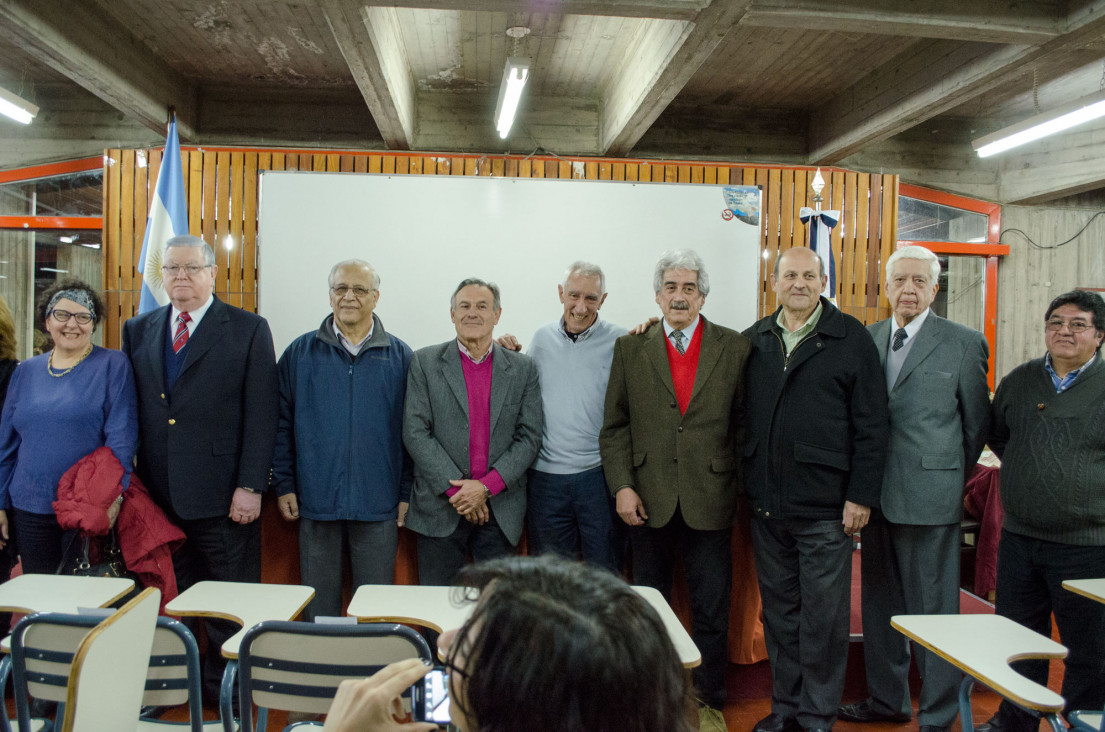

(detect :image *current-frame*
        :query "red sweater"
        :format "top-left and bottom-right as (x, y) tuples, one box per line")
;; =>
(665, 324), (703, 414)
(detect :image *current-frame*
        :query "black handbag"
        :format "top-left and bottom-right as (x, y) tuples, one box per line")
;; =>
(60, 529), (143, 606)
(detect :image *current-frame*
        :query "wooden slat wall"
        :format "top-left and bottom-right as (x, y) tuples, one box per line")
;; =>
(102, 149), (897, 347)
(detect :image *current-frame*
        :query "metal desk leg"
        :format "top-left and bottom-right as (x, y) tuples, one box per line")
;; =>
(220, 659), (239, 732)
(959, 675), (977, 732)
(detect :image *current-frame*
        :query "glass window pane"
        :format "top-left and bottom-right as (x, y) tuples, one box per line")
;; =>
(0, 170), (104, 217)
(934, 255), (985, 333)
(899, 196), (987, 243)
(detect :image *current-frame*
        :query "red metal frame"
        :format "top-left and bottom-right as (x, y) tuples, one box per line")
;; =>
(0, 157), (103, 184)
(0, 216), (101, 230)
(897, 183), (1003, 390)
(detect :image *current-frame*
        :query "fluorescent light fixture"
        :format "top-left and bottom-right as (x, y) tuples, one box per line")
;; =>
(0, 86), (39, 125)
(58, 236), (75, 244)
(40, 267), (69, 273)
(974, 89), (1105, 157)
(495, 57), (530, 140)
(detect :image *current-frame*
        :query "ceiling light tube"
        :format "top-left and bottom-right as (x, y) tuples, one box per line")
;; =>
(0, 86), (39, 125)
(495, 57), (530, 139)
(973, 89), (1105, 158)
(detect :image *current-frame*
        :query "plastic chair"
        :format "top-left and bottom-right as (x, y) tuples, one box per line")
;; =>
(236, 621), (433, 732)
(6, 595), (230, 732)
(11, 586), (160, 732)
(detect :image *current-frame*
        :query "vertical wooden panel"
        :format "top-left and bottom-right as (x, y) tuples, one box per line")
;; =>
(396, 156), (410, 175)
(243, 152), (259, 310)
(227, 151), (245, 307)
(409, 157), (423, 175)
(326, 153), (340, 172)
(625, 164), (638, 182)
(355, 156), (368, 174)
(340, 155), (353, 173)
(383, 156), (396, 174)
(119, 151), (135, 306)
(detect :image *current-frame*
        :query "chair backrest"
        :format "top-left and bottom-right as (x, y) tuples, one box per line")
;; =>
(10, 587), (161, 732)
(237, 621), (433, 732)
(141, 616), (207, 730)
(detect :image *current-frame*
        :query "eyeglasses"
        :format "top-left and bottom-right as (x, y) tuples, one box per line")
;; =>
(1045, 319), (1095, 333)
(330, 286), (375, 298)
(50, 309), (93, 325)
(161, 264), (211, 277)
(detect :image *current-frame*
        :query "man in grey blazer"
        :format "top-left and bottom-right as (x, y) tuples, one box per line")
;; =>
(403, 278), (543, 586)
(840, 246), (990, 732)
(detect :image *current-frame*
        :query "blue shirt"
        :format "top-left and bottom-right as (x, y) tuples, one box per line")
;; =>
(1045, 352), (1096, 393)
(0, 347), (138, 514)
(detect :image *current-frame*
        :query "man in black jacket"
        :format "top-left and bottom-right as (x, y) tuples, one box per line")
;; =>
(743, 247), (889, 732)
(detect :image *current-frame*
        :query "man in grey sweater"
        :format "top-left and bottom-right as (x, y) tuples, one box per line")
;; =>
(980, 289), (1105, 732)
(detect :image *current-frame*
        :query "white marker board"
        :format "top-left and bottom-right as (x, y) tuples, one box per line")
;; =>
(257, 172), (762, 356)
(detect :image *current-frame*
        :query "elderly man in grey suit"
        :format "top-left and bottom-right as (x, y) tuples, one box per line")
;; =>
(839, 246), (990, 732)
(403, 278), (543, 586)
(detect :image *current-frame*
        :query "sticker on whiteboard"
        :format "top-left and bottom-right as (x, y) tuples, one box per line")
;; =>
(722, 186), (761, 226)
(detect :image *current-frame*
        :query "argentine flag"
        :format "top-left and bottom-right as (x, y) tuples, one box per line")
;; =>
(799, 207), (840, 303)
(137, 118), (189, 313)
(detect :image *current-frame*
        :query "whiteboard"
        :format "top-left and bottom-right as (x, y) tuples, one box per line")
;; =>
(257, 172), (762, 356)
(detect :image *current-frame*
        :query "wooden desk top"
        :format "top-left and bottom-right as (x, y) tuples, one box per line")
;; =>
(892, 614), (1067, 712)
(164, 580), (314, 659)
(1062, 579), (1105, 605)
(346, 583), (702, 668)
(0, 574), (135, 615)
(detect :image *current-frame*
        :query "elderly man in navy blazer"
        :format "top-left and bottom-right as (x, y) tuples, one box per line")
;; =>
(839, 245), (990, 732)
(403, 278), (542, 586)
(122, 234), (278, 700)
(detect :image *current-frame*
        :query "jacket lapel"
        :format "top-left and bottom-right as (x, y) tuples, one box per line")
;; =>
(645, 324), (676, 399)
(178, 297), (227, 379)
(439, 342), (469, 416)
(893, 315), (941, 391)
(872, 318), (890, 369)
(137, 306), (172, 388)
(489, 343), (510, 429)
(689, 318), (721, 405)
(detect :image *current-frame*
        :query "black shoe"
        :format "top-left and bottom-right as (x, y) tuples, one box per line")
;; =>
(837, 699), (911, 724)
(975, 715), (1003, 732)
(919, 726), (948, 732)
(753, 714), (801, 732)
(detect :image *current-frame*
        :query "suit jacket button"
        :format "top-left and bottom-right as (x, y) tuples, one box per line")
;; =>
(670, 402), (677, 408)
(160, 393), (166, 399)
(672, 457), (678, 463)
(677, 426), (684, 432)
(168, 418), (176, 425)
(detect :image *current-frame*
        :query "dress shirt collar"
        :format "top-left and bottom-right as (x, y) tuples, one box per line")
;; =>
(458, 339), (493, 364)
(890, 307), (931, 348)
(170, 294), (214, 335)
(332, 319), (373, 356)
(663, 315), (700, 344)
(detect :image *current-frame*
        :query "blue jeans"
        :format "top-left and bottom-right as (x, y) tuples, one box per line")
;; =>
(526, 467), (621, 573)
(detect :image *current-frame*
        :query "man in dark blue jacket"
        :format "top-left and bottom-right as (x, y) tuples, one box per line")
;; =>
(272, 259), (413, 619)
(743, 247), (889, 732)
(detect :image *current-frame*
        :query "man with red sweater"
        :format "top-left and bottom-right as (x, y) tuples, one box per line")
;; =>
(600, 249), (751, 728)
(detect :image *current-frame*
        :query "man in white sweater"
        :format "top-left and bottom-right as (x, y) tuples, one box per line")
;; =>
(499, 261), (623, 571)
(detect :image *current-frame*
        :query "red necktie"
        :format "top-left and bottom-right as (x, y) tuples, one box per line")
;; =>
(173, 312), (191, 353)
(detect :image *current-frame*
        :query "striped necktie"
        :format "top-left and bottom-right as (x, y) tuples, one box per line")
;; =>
(173, 312), (192, 353)
(671, 329), (686, 355)
(892, 327), (907, 352)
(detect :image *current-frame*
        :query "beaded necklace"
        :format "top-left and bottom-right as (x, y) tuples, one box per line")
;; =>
(47, 344), (93, 378)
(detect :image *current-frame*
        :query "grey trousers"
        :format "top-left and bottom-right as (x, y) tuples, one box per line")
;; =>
(299, 517), (399, 620)
(860, 513), (961, 726)
(752, 516), (853, 729)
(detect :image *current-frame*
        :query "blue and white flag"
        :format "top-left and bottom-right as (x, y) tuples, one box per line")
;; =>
(798, 207), (840, 302)
(137, 118), (189, 313)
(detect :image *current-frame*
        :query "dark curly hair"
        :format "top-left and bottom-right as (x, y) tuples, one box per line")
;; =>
(445, 555), (694, 732)
(38, 278), (105, 331)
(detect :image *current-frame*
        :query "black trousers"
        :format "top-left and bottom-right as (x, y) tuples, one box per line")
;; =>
(172, 514), (261, 704)
(752, 515), (852, 729)
(415, 513), (514, 587)
(629, 507), (732, 710)
(993, 530), (1105, 731)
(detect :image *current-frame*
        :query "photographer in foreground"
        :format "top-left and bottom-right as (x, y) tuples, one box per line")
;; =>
(324, 555), (693, 732)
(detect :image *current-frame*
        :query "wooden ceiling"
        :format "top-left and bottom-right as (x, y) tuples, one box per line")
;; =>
(2, 0), (1105, 205)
